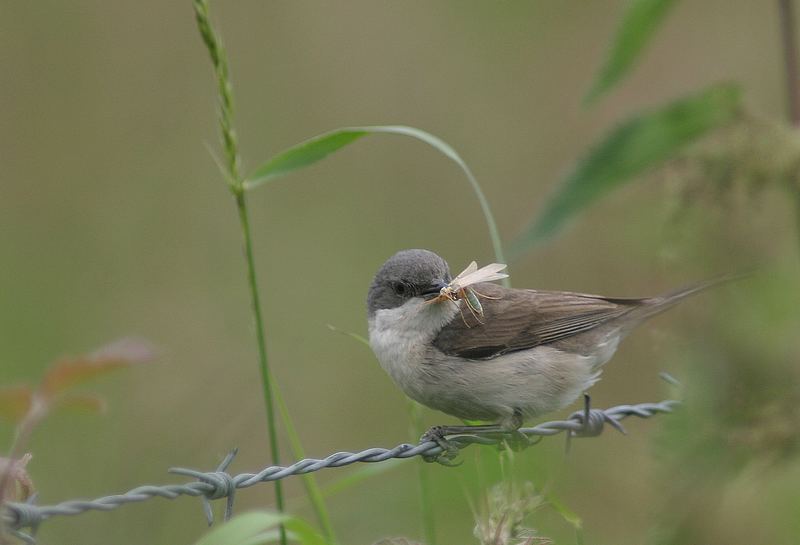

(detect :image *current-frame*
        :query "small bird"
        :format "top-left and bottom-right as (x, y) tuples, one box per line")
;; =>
(367, 249), (724, 443)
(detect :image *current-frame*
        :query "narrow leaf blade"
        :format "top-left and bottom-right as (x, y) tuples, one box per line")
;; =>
(584, 0), (679, 104)
(326, 324), (370, 347)
(243, 125), (508, 273)
(283, 518), (329, 545)
(513, 84), (742, 255)
(192, 512), (288, 545)
(244, 126), (464, 189)
(246, 130), (368, 186)
(544, 491), (583, 530)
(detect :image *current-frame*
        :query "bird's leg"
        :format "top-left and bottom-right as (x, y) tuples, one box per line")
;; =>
(420, 411), (531, 463)
(499, 410), (534, 451)
(419, 426), (461, 465)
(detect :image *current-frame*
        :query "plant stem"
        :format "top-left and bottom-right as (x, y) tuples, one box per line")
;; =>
(779, 0), (800, 126)
(452, 160), (508, 287)
(461, 167), (508, 284)
(235, 189), (286, 514)
(193, 2), (286, 543)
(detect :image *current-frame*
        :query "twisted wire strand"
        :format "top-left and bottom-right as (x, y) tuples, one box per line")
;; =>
(2, 398), (678, 536)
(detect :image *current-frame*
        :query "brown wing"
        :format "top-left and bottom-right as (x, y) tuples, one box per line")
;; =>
(432, 282), (647, 359)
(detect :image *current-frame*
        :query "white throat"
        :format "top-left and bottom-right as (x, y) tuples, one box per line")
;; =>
(367, 298), (458, 389)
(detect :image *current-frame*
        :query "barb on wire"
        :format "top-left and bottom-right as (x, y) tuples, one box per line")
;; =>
(1, 398), (679, 539)
(169, 448), (238, 525)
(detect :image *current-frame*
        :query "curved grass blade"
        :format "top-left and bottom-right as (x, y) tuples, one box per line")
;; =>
(584, 0), (679, 105)
(543, 490), (583, 535)
(325, 324), (369, 347)
(512, 84), (742, 257)
(193, 512), (287, 545)
(244, 125), (507, 278)
(193, 511), (329, 545)
(273, 388), (337, 544)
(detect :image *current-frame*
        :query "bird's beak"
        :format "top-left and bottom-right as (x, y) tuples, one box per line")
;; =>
(421, 279), (448, 300)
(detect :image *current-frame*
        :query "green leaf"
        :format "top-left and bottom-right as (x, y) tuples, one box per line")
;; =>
(238, 530), (284, 545)
(511, 84), (742, 256)
(246, 130), (366, 186)
(236, 520), (328, 545)
(246, 126), (460, 188)
(192, 512), (329, 545)
(244, 125), (508, 274)
(193, 512), (287, 545)
(584, 0), (679, 105)
(543, 491), (583, 530)
(193, 512), (329, 545)
(283, 518), (329, 545)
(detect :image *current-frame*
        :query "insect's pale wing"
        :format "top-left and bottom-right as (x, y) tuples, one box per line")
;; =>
(452, 263), (508, 289)
(451, 261), (478, 283)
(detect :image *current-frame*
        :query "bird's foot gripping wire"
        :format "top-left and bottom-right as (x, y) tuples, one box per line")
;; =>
(494, 409), (538, 451)
(419, 426), (464, 466)
(419, 414), (538, 464)
(498, 429), (540, 452)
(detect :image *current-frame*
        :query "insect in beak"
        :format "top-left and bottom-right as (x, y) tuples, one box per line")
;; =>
(421, 279), (449, 299)
(424, 261), (509, 326)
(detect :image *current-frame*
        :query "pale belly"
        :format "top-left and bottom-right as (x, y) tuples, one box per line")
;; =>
(368, 299), (609, 423)
(411, 345), (601, 422)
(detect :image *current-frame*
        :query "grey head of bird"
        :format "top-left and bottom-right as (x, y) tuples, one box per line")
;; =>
(366, 248), (453, 319)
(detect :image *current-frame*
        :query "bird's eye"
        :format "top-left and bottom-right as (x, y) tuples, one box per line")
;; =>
(393, 281), (408, 296)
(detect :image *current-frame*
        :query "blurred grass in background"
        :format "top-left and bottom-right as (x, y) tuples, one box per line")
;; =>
(1, 1), (799, 544)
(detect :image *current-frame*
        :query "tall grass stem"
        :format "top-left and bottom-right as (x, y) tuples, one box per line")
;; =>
(194, 2), (285, 542)
(235, 191), (286, 516)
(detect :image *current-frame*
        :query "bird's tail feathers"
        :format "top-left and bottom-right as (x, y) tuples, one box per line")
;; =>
(625, 272), (746, 325)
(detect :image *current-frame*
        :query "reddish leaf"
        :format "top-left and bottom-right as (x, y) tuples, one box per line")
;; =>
(41, 337), (156, 397)
(0, 386), (33, 424)
(53, 393), (108, 415)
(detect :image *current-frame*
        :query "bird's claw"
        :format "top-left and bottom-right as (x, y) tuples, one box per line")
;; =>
(499, 429), (538, 452)
(420, 426), (463, 466)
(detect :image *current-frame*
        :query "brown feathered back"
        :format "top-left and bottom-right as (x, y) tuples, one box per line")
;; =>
(432, 278), (727, 360)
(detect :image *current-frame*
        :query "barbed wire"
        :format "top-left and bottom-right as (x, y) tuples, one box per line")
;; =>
(1, 398), (679, 543)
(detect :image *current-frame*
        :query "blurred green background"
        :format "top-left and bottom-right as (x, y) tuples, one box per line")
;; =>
(2, 1), (799, 544)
